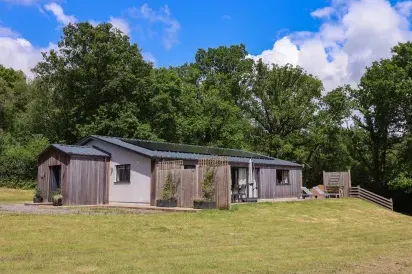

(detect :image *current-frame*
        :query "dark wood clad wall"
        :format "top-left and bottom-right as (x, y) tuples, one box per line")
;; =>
(37, 147), (108, 205)
(37, 148), (69, 202)
(259, 168), (276, 199)
(259, 167), (302, 199)
(274, 169), (302, 198)
(65, 156), (107, 205)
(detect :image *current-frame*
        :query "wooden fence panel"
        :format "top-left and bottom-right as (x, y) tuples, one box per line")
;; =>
(350, 186), (393, 210)
(155, 159), (231, 209)
(323, 170), (352, 197)
(180, 169), (197, 207)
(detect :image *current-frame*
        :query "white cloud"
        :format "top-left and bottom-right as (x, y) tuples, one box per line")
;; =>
(44, 2), (77, 26)
(222, 15), (232, 20)
(0, 36), (55, 77)
(311, 7), (335, 18)
(1, 0), (41, 5)
(129, 3), (180, 49)
(142, 51), (156, 64)
(109, 17), (130, 35)
(249, 0), (412, 92)
(396, 1), (412, 16)
(0, 25), (19, 37)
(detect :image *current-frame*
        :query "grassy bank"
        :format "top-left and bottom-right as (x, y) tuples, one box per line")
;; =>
(0, 188), (32, 203)
(0, 191), (411, 273)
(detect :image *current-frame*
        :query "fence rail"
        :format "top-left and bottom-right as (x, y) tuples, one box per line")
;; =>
(349, 186), (393, 211)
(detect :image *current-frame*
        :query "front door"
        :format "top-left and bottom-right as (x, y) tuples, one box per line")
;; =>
(49, 165), (61, 201)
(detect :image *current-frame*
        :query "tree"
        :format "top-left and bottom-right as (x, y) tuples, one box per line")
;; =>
(32, 22), (153, 143)
(243, 61), (323, 160)
(349, 58), (407, 189)
(0, 66), (29, 133)
(303, 86), (355, 186)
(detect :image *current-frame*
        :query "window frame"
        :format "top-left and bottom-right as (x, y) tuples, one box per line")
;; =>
(115, 164), (131, 183)
(276, 169), (290, 185)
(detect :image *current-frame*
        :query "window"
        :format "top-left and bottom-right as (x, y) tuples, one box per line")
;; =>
(116, 164), (130, 182)
(184, 165), (196, 169)
(276, 169), (289, 185)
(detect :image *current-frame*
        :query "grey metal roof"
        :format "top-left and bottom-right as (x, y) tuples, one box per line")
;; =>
(51, 144), (110, 157)
(78, 135), (301, 167)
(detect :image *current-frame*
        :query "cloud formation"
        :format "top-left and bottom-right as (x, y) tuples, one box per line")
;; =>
(142, 51), (156, 64)
(109, 17), (130, 35)
(129, 3), (180, 49)
(0, 35), (55, 77)
(1, 0), (41, 5)
(44, 2), (77, 26)
(248, 0), (412, 92)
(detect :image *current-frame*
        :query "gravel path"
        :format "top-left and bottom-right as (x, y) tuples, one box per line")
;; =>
(0, 204), (161, 215)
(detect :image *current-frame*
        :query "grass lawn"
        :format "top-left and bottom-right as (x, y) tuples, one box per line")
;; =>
(0, 188), (32, 203)
(1, 191), (412, 273)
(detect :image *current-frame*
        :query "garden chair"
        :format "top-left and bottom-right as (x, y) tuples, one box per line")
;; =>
(301, 187), (313, 199)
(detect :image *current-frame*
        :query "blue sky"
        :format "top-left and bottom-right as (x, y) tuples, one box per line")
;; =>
(1, 0), (412, 91)
(0, 0), (329, 66)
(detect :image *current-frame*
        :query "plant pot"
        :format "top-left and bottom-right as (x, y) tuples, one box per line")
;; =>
(33, 197), (43, 203)
(53, 197), (62, 206)
(242, 198), (258, 203)
(156, 199), (177, 207)
(193, 200), (216, 209)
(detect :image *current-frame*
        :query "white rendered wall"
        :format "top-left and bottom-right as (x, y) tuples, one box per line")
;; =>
(85, 139), (151, 204)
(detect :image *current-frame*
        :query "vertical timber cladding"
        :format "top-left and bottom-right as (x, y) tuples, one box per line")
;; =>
(37, 148), (69, 202)
(155, 160), (200, 208)
(198, 157), (231, 210)
(65, 156), (108, 205)
(323, 170), (352, 197)
(259, 167), (302, 199)
(155, 158), (231, 209)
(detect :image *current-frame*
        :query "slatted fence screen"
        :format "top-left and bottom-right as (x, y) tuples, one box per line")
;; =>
(155, 158), (231, 209)
(323, 170), (352, 197)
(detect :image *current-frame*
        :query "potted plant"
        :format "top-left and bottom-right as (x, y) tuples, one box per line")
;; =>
(52, 189), (63, 206)
(156, 172), (178, 207)
(33, 187), (43, 203)
(194, 167), (217, 209)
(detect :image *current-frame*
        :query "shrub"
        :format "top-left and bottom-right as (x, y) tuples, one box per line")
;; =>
(33, 186), (42, 199)
(52, 189), (62, 206)
(161, 171), (179, 201)
(0, 132), (48, 189)
(200, 167), (216, 201)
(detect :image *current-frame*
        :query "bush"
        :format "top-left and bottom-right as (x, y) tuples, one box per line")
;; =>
(0, 132), (48, 189)
(33, 186), (42, 199)
(161, 171), (179, 201)
(200, 167), (216, 201)
(389, 173), (412, 194)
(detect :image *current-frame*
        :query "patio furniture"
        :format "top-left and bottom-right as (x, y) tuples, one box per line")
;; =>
(231, 187), (240, 203)
(325, 186), (341, 198)
(238, 184), (247, 202)
(314, 186), (340, 198)
(301, 187), (313, 199)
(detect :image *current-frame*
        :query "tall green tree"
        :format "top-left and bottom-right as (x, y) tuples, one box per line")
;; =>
(32, 22), (154, 143)
(0, 66), (29, 133)
(349, 58), (407, 189)
(243, 61), (323, 160)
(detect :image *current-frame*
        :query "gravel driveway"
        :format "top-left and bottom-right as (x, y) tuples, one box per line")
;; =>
(0, 204), (162, 215)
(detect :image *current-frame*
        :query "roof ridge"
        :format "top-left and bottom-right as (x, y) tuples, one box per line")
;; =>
(53, 144), (92, 148)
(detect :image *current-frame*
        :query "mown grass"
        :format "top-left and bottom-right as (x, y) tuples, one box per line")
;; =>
(1, 191), (412, 273)
(0, 188), (32, 203)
